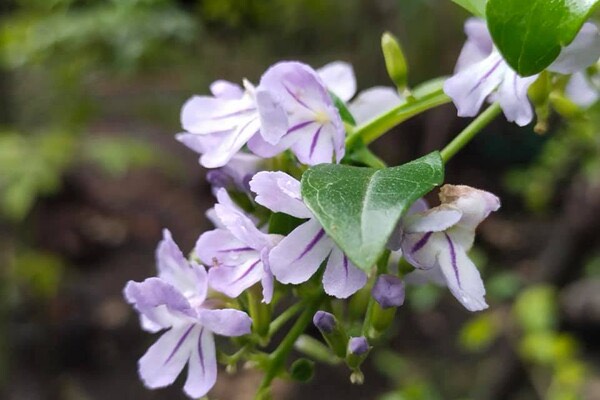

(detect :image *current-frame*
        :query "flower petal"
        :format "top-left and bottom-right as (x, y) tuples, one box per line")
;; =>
(455, 18), (494, 72)
(348, 86), (403, 124)
(249, 171), (312, 219)
(157, 229), (207, 302)
(124, 278), (195, 329)
(322, 247), (367, 299)
(437, 233), (488, 311)
(195, 229), (257, 268)
(181, 95), (255, 135)
(290, 123), (338, 164)
(402, 204), (463, 233)
(444, 51), (506, 117)
(549, 23), (600, 74)
(207, 257), (264, 298)
(214, 189), (268, 250)
(210, 80), (244, 99)
(198, 309), (252, 337)
(138, 323), (197, 389)
(183, 328), (217, 399)
(496, 71), (537, 126)
(317, 61), (357, 102)
(201, 117), (261, 168)
(256, 88), (289, 144)
(566, 71), (599, 108)
(269, 218), (333, 284)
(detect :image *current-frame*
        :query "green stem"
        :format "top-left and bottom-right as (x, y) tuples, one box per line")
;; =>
(268, 301), (304, 337)
(257, 293), (325, 396)
(346, 88), (450, 147)
(440, 102), (502, 163)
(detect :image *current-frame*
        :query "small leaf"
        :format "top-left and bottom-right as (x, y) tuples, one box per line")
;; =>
(486, 0), (600, 76)
(452, 0), (487, 17)
(330, 91), (356, 126)
(301, 152), (444, 270)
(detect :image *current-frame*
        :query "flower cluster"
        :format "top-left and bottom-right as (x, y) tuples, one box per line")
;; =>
(123, 17), (600, 398)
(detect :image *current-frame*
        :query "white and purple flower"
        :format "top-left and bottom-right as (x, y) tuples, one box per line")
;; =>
(444, 18), (600, 126)
(249, 171), (368, 299)
(397, 185), (500, 312)
(196, 189), (282, 303)
(249, 61), (347, 165)
(124, 229), (251, 398)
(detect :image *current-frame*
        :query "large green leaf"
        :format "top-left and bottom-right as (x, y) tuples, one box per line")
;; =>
(486, 0), (600, 76)
(301, 152), (444, 270)
(452, 0), (487, 17)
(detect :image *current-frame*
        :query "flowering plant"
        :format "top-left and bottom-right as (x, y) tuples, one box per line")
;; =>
(123, 1), (600, 398)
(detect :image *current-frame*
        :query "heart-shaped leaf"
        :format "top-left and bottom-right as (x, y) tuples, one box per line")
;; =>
(486, 0), (600, 76)
(301, 152), (444, 270)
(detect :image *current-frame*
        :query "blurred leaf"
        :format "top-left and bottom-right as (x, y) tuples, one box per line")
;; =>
(81, 136), (159, 176)
(14, 250), (64, 298)
(407, 284), (442, 313)
(487, 271), (522, 301)
(0, 130), (76, 220)
(459, 312), (500, 352)
(513, 285), (557, 332)
(519, 332), (577, 366)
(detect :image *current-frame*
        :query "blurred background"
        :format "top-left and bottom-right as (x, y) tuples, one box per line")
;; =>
(1, 0), (599, 399)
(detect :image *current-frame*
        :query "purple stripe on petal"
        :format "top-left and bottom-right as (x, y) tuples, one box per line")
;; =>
(284, 120), (315, 137)
(343, 255), (349, 279)
(232, 259), (261, 283)
(197, 328), (205, 374)
(444, 233), (461, 288)
(296, 228), (326, 261)
(283, 83), (314, 112)
(309, 126), (323, 158)
(468, 58), (502, 95)
(411, 232), (433, 254)
(164, 325), (194, 365)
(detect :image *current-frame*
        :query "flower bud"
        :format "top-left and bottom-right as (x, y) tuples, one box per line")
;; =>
(313, 311), (336, 333)
(381, 32), (409, 92)
(372, 274), (405, 309)
(348, 336), (370, 356)
(312, 310), (348, 358)
(346, 336), (371, 370)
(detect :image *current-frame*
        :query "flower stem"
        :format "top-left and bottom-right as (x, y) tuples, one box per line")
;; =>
(346, 87), (450, 148)
(267, 301), (304, 337)
(256, 293), (325, 398)
(440, 102), (502, 163)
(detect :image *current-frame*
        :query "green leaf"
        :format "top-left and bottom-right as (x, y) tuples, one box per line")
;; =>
(330, 91), (356, 126)
(452, 0), (487, 17)
(486, 0), (600, 76)
(301, 152), (444, 270)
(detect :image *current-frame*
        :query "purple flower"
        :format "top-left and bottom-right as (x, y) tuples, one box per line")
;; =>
(196, 189), (282, 303)
(123, 229), (251, 398)
(249, 62), (346, 165)
(397, 185), (501, 312)
(176, 79), (262, 168)
(249, 171), (367, 298)
(372, 274), (405, 309)
(444, 18), (600, 126)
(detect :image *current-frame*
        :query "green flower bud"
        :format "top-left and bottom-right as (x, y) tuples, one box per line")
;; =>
(381, 32), (409, 92)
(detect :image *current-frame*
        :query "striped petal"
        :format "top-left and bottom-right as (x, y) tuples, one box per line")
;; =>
(269, 218), (333, 284)
(138, 324), (197, 390)
(183, 328), (217, 399)
(249, 171), (312, 219)
(322, 247), (367, 299)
